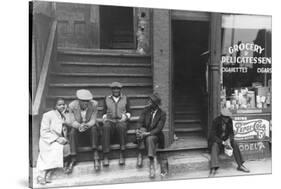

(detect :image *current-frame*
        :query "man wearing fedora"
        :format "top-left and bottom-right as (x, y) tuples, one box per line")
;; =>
(67, 89), (101, 173)
(101, 82), (131, 166)
(135, 93), (168, 178)
(208, 108), (250, 177)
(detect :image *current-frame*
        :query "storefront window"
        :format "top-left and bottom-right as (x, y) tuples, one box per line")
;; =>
(220, 14), (272, 111)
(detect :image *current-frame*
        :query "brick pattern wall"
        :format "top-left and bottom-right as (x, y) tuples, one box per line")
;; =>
(152, 9), (172, 146)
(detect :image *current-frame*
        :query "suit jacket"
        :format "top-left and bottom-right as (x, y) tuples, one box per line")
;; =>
(208, 115), (234, 149)
(137, 107), (166, 148)
(68, 100), (98, 129)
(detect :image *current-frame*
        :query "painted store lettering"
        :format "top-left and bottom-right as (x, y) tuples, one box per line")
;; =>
(228, 43), (265, 54)
(239, 142), (266, 152)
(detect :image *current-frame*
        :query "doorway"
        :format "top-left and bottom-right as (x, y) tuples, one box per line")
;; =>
(100, 6), (135, 49)
(172, 20), (209, 148)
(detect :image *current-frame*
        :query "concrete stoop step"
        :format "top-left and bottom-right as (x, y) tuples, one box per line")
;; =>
(167, 151), (234, 176)
(32, 152), (235, 188)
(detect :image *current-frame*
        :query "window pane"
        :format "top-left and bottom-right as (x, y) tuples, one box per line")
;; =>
(220, 14), (272, 110)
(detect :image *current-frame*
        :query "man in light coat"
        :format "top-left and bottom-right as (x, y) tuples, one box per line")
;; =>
(67, 89), (100, 173)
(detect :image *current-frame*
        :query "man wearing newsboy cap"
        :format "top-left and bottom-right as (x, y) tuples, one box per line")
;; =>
(135, 93), (168, 178)
(101, 82), (131, 166)
(66, 89), (100, 173)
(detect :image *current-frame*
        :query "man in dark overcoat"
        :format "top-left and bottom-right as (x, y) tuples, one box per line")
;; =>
(135, 93), (168, 178)
(208, 108), (250, 176)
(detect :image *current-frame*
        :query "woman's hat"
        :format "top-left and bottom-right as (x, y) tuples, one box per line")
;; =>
(76, 89), (93, 101)
(221, 108), (232, 117)
(149, 93), (161, 105)
(110, 82), (122, 88)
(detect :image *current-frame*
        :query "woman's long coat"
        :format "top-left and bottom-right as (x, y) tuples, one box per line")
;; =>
(36, 110), (66, 171)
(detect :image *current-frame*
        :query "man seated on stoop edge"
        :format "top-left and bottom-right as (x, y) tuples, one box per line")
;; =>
(135, 93), (168, 178)
(101, 82), (131, 166)
(66, 89), (101, 173)
(208, 108), (250, 177)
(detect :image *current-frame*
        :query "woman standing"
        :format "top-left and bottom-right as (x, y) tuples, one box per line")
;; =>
(36, 98), (70, 185)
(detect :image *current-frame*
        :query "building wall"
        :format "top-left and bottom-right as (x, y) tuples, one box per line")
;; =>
(152, 9), (173, 146)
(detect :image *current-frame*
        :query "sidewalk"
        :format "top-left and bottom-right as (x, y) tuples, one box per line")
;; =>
(170, 158), (271, 180)
(31, 155), (271, 188)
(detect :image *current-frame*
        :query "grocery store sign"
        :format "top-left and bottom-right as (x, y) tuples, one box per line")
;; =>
(233, 119), (270, 140)
(221, 43), (272, 73)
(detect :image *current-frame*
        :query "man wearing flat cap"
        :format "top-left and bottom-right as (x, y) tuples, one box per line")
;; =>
(67, 89), (100, 173)
(101, 82), (131, 166)
(135, 93), (168, 178)
(208, 108), (250, 177)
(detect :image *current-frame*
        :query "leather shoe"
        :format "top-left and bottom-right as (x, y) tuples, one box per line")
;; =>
(119, 152), (125, 165)
(137, 153), (143, 168)
(160, 160), (168, 177)
(103, 156), (109, 167)
(237, 165), (250, 173)
(209, 168), (217, 177)
(37, 176), (46, 185)
(65, 161), (75, 174)
(94, 160), (101, 171)
(149, 162), (156, 179)
(45, 172), (52, 183)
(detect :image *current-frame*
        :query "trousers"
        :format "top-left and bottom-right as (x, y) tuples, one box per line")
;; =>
(68, 125), (100, 160)
(210, 139), (244, 168)
(102, 121), (127, 153)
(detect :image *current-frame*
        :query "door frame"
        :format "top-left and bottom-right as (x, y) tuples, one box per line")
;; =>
(169, 11), (221, 142)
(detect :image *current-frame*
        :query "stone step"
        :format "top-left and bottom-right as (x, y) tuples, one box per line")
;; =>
(46, 94), (149, 108)
(48, 83), (153, 96)
(167, 151), (234, 176)
(50, 72), (152, 84)
(159, 135), (208, 152)
(174, 119), (202, 130)
(174, 114), (201, 120)
(45, 104), (145, 118)
(56, 61), (151, 74)
(57, 47), (151, 63)
(174, 110), (201, 114)
(174, 127), (203, 133)
(174, 119), (201, 124)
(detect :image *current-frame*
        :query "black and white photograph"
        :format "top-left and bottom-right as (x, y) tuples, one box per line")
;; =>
(29, 0), (272, 188)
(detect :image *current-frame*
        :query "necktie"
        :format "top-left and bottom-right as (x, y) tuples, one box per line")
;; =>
(149, 110), (155, 128)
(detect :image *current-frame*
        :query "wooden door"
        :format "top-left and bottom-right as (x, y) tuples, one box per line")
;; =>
(56, 2), (99, 48)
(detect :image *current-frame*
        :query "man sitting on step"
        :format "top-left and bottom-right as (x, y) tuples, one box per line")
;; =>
(208, 108), (250, 177)
(67, 89), (101, 173)
(101, 82), (131, 166)
(136, 93), (168, 178)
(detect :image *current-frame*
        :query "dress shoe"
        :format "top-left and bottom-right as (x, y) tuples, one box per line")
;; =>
(136, 153), (143, 168)
(63, 161), (70, 173)
(119, 152), (125, 165)
(103, 156), (109, 167)
(65, 161), (75, 174)
(149, 162), (156, 179)
(209, 168), (217, 177)
(237, 165), (250, 173)
(37, 176), (46, 185)
(94, 160), (101, 171)
(45, 172), (52, 183)
(160, 160), (168, 177)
